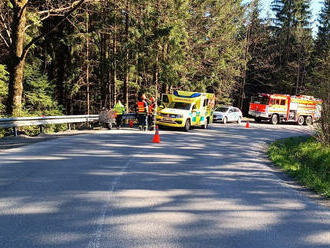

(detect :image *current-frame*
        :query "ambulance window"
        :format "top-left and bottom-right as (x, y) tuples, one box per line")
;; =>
(280, 100), (286, 105)
(162, 94), (169, 103)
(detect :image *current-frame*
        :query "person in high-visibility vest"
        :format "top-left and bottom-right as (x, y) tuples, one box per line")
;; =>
(148, 96), (156, 130)
(114, 100), (126, 129)
(137, 94), (148, 130)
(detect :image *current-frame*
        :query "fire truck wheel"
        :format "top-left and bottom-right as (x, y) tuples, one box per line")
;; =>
(223, 117), (227, 124)
(184, 119), (191, 132)
(271, 114), (279, 125)
(297, 115), (305, 126)
(305, 116), (313, 126)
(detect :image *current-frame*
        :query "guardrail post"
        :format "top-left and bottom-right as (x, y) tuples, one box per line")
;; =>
(68, 123), (71, 130)
(13, 127), (18, 137)
(39, 125), (44, 134)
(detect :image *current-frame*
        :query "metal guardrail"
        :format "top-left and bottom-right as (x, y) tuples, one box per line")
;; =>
(0, 115), (99, 129)
(0, 113), (138, 136)
(0, 115), (100, 136)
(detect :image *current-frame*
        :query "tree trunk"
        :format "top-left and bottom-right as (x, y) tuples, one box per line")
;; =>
(153, 54), (159, 100)
(85, 9), (90, 115)
(123, 0), (130, 111)
(7, 0), (28, 116)
(153, 0), (160, 101)
(240, 24), (250, 110)
(112, 34), (117, 107)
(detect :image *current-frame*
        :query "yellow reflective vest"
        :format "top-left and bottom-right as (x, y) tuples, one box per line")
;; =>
(114, 102), (126, 115)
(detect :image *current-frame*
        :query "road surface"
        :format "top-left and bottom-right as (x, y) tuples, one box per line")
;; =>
(0, 123), (329, 248)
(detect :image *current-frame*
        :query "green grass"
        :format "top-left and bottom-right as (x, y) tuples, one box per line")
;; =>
(268, 136), (330, 198)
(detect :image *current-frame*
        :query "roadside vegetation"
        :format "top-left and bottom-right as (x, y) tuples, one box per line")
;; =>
(0, 1), (329, 139)
(268, 136), (330, 198)
(0, 0), (329, 117)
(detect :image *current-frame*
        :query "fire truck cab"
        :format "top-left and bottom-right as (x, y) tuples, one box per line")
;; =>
(249, 93), (322, 125)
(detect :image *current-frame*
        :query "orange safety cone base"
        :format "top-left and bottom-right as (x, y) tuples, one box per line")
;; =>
(245, 122), (250, 128)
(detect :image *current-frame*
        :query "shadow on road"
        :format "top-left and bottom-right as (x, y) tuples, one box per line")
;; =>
(0, 124), (328, 248)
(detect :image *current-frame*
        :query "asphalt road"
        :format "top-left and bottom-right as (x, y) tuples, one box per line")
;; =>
(0, 123), (329, 248)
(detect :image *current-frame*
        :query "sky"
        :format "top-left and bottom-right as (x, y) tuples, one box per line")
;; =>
(243, 0), (325, 33)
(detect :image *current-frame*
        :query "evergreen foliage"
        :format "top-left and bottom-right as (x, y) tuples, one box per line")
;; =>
(309, 0), (330, 145)
(0, 64), (8, 116)
(0, 0), (328, 143)
(312, 51), (330, 145)
(23, 59), (62, 115)
(243, 0), (276, 112)
(315, 0), (330, 55)
(271, 0), (313, 95)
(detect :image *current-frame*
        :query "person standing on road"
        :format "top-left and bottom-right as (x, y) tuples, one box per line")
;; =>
(137, 94), (148, 131)
(114, 100), (126, 129)
(148, 96), (156, 130)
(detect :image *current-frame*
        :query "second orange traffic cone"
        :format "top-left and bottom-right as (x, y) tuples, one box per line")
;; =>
(245, 121), (250, 128)
(152, 125), (160, 143)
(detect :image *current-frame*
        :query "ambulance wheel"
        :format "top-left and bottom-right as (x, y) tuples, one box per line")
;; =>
(270, 114), (279, 125)
(297, 115), (305, 126)
(184, 119), (191, 132)
(305, 116), (313, 126)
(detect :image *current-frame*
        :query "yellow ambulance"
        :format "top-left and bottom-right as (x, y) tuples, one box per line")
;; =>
(156, 90), (215, 131)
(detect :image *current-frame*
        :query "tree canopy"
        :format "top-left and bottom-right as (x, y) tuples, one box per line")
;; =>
(0, 0), (328, 120)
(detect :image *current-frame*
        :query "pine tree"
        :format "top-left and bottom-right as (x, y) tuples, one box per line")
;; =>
(312, 50), (330, 145)
(312, 0), (330, 145)
(271, 0), (312, 94)
(315, 0), (330, 56)
(186, 0), (245, 103)
(241, 0), (276, 112)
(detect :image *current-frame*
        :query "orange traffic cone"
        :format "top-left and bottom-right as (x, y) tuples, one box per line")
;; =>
(152, 125), (160, 143)
(245, 121), (250, 128)
(129, 120), (134, 128)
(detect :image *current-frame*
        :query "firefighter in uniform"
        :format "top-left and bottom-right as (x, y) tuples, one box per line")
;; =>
(148, 96), (156, 130)
(114, 100), (126, 129)
(137, 94), (148, 130)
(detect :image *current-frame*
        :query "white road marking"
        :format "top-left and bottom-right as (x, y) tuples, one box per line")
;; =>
(86, 154), (138, 248)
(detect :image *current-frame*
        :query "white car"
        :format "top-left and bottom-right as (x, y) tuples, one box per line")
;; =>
(213, 106), (243, 124)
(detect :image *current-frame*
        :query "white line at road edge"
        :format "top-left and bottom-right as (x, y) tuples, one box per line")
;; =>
(87, 154), (138, 248)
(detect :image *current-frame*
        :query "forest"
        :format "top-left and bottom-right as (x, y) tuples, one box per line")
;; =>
(0, 0), (329, 141)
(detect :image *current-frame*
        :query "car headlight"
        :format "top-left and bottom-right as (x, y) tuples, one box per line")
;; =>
(176, 114), (183, 118)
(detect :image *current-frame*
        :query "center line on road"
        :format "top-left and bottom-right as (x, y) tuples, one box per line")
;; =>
(87, 152), (140, 248)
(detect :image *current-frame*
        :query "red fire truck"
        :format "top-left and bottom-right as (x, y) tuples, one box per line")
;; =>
(249, 93), (322, 125)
